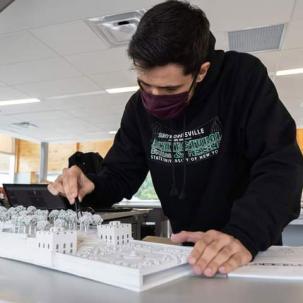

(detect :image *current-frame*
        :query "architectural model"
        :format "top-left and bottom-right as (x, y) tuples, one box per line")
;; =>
(0, 206), (193, 291)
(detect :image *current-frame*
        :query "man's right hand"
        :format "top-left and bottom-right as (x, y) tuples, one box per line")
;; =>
(47, 165), (95, 204)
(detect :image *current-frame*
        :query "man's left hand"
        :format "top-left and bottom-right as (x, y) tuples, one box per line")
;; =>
(171, 230), (252, 277)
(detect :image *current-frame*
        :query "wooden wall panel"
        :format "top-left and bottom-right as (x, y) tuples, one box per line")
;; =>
(15, 139), (40, 173)
(15, 139), (113, 174)
(0, 134), (15, 154)
(296, 129), (303, 153)
(78, 140), (113, 157)
(48, 143), (77, 172)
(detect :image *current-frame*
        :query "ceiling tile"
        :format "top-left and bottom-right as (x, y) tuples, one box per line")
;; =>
(275, 74), (303, 102)
(89, 70), (137, 89)
(0, 0), (159, 35)
(277, 49), (303, 70)
(0, 100), (52, 115)
(292, 0), (303, 20)
(14, 77), (100, 98)
(0, 58), (81, 85)
(0, 31), (57, 66)
(65, 47), (131, 75)
(0, 86), (29, 101)
(193, 0), (295, 31)
(31, 20), (109, 55)
(253, 51), (281, 73)
(212, 31), (229, 51)
(5, 110), (71, 123)
(282, 20), (303, 50)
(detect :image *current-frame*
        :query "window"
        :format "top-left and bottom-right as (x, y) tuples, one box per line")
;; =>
(46, 173), (60, 182)
(131, 173), (159, 200)
(0, 153), (15, 186)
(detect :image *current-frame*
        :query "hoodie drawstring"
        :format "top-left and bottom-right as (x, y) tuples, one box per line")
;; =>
(169, 114), (187, 199)
(169, 122), (178, 197)
(178, 114), (187, 200)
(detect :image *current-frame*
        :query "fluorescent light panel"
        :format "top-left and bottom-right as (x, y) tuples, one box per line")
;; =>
(106, 86), (139, 94)
(276, 68), (303, 76)
(0, 98), (40, 106)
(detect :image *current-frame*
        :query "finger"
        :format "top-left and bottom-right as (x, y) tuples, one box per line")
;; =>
(78, 175), (95, 202)
(54, 175), (63, 182)
(219, 250), (252, 274)
(197, 235), (233, 273)
(47, 183), (59, 195)
(48, 176), (65, 196)
(62, 169), (78, 204)
(203, 245), (236, 277)
(170, 231), (205, 244)
(189, 235), (215, 273)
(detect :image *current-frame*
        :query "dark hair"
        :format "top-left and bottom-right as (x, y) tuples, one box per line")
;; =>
(128, 0), (210, 75)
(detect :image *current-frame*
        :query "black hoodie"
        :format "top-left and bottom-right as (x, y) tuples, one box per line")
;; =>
(86, 40), (303, 257)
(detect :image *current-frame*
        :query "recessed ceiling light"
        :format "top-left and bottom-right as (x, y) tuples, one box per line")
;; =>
(276, 68), (303, 76)
(0, 98), (40, 106)
(46, 90), (106, 100)
(105, 86), (139, 94)
(109, 130), (117, 135)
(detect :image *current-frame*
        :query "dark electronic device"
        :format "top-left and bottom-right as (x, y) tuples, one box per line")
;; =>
(3, 184), (68, 210)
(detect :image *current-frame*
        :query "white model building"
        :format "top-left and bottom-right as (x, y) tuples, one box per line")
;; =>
(0, 206), (193, 292)
(97, 221), (132, 246)
(36, 227), (77, 254)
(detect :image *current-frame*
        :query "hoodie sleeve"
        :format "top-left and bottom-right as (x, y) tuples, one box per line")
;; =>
(84, 97), (149, 207)
(222, 57), (303, 257)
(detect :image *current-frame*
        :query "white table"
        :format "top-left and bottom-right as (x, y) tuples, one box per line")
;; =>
(1, 257), (303, 303)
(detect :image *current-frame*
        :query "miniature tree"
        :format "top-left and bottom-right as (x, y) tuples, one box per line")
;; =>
(92, 214), (103, 226)
(26, 206), (37, 215)
(79, 215), (93, 233)
(49, 210), (60, 224)
(37, 220), (51, 231)
(54, 218), (66, 229)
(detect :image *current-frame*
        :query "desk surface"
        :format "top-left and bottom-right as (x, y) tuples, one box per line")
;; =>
(98, 209), (150, 221)
(1, 258), (303, 303)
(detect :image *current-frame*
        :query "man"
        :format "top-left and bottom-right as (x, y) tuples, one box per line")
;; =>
(48, 0), (303, 277)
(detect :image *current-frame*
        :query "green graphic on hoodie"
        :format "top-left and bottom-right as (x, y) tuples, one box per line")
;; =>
(150, 118), (222, 164)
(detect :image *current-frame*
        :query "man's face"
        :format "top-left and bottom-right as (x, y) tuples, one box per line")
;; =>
(136, 62), (210, 101)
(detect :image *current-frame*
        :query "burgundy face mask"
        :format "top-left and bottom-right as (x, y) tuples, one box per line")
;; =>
(139, 76), (197, 120)
(141, 90), (189, 119)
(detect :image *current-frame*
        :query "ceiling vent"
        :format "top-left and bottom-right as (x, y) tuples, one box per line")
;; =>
(86, 10), (145, 46)
(0, 0), (15, 13)
(228, 24), (285, 53)
(12, 122), (38, 128)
